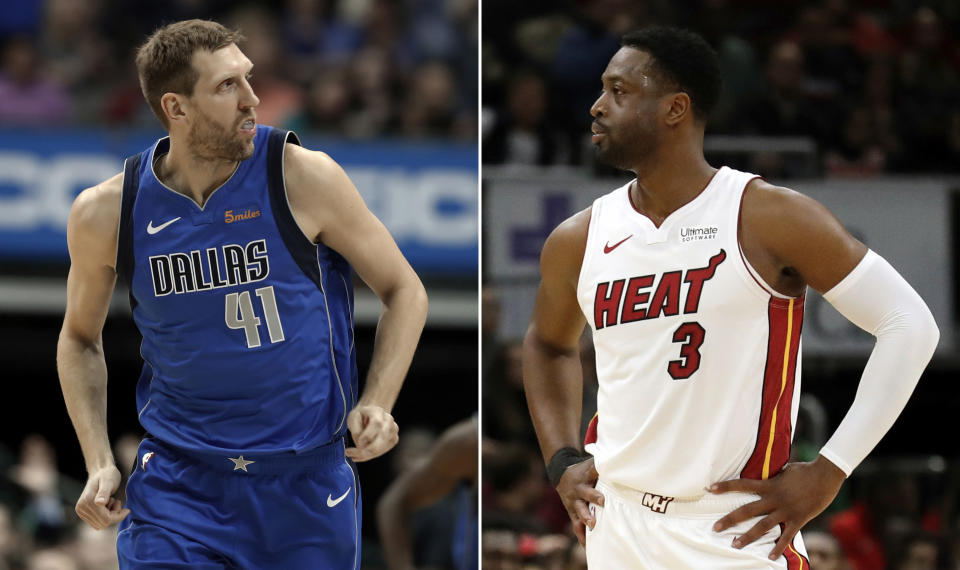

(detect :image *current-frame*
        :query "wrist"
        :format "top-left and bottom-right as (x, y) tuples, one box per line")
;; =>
(355, 398), (391, 412)
(356, 385), (397, 412)
(86, 460), (116, 474)
(814, 454), (847, 483)
(547, 447), (587, 487)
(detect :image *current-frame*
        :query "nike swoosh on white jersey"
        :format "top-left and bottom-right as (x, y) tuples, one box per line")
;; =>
(326, 488), (351, 507)
(146, 217), (182, 235)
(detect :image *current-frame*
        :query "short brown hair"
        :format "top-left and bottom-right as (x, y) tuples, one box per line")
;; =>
(135, 20), (244, 129)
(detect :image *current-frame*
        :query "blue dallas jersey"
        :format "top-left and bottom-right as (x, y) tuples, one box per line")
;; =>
(116, 126), (358, 455)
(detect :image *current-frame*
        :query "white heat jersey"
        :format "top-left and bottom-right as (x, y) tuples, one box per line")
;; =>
(577, 166), (804, 498)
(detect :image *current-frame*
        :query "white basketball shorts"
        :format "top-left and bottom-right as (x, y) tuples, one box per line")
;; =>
(585, 480), (809, 569)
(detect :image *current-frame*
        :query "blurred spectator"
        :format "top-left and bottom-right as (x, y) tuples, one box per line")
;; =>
(112, 434), (140, 481)
(784, 2), (864, 97)
(483, 70), (568, 165)
(0, 504), (21, 570)
(483, 442), (567, 535)
(824, 108), (888, 177)
(10, 436), (69, 546)
(69, 524), (118, 570)
(891, 531), (950, 570)
(482, 514), (576, 570)
(483, 443), (545, 517)
(831, 471), (923, 570)
(348, 46), (399, 137)
(737, 40), (831, 143)
(400, 61), (473, 140)
(281, 0), (363, 84)
(380, 425), (457, 568)
(0, 36), (70, 126)
(804, 529), (851, 570)
(377, 417), (477, 570)
(482, 526), (521, 570)
(40, 0), (116, 123)
(482, 340), (538, 444)
(25, 548), (77, 570)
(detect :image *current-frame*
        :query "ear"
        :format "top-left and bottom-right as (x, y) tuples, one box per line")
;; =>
(161, 93), (188, 126)
(663, 92), (691, 126)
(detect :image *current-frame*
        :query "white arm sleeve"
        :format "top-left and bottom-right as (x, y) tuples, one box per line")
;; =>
(818, 250), (939, 476)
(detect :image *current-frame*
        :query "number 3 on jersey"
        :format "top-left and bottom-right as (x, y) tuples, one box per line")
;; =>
(225, 285), (286, 348)
(668, 321), (704, 380)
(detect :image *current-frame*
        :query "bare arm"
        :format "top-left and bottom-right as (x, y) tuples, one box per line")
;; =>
(56, 173), (129, 529)
(376, 418), (478, 570)
(522, 209), (591, 462)
(522, 208), (603, 544)
(285, 144), (428, 461)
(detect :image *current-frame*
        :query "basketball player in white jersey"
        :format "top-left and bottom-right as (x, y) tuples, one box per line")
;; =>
(522, 26), (939, 568)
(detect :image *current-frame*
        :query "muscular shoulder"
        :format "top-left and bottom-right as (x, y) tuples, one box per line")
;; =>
(541, 206), (592, 278)
(741, 178), (847, 251)
(741, 178), (821, 222)
(68, 173), (123, 267)
(283, 142), (341, 186)
(741, 178), (866, 292)
(282, 143), (355, 242)
(72, 173), (122, 230)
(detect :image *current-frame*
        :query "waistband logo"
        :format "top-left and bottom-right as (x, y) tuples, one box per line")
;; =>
(641, 492), (674, 514)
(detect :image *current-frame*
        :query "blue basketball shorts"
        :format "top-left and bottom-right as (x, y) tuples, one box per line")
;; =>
(116, 436), (361, 569)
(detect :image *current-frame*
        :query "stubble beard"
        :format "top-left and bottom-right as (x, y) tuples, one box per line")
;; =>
(595, 127), (657, 172)
(188, 108), (254, 163)
(595, 108), (659, 172)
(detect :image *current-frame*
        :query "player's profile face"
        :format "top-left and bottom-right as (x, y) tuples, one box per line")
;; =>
(590, 47), (662, 170)
(184, 43), (259, 162)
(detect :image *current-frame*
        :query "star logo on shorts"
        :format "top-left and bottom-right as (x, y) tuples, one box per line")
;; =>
(228, 455), (255, 472)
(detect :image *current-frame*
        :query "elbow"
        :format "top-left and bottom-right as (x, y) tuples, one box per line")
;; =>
(57, 327), (102, 358)
(414, 280), (428, 318)
(404, 278), (428, 327)
(383, 273), (428, 321)
(523, 325), (575, 359)
(887, 305), (940, 361)
(918, 307), (940, 357)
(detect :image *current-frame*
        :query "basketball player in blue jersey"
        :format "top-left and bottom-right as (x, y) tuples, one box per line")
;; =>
(523, 27), (939, 568)
(56, 20), (428, 568)
(377, 416), (478, 570)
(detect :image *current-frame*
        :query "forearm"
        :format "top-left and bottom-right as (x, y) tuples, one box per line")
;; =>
(376, 482), (416, 570)
(56, 333), (114, 472)
(358, 280), (428, 410)
(819, 251), (939, 475)
(522, 327), (585, 462)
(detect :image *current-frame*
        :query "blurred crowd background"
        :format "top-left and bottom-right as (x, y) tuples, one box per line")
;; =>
(0, 0), (477, 140)
(482, 1), (960, 569)
(482, 0), (960, 178)
(0, 1), (477, 569)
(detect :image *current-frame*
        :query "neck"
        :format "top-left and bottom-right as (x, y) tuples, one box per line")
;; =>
(628, 134), (715, 226)
(156, 136), (238, 208)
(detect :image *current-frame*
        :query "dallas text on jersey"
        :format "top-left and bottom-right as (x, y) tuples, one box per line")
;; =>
(149, 238), (270, 296)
